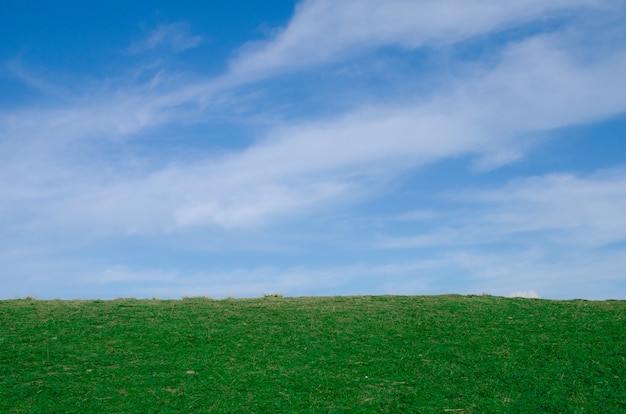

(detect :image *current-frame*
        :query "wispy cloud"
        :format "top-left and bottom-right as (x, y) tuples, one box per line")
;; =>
(225, 0), (607, 83)
(2, 5), (626, 240)
(43, 34), (626, 234)
(379, 170), (626, 250)
(375, 170), (626, 298)
(1, 0), (625, 299)
(3, 58), (68, 96)
(469, 171), (626, 248)
(129, 22), (202, 54)
(56, 261), (442, 299)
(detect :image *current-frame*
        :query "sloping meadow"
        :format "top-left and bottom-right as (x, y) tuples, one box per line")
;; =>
(1, 295), (624, 412)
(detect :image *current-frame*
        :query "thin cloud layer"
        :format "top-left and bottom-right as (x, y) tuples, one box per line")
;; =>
(6, 33), (625, 234)
(227, 0), (605, 82)
(1, 0), (625, 299)
(379, 170), (626, 249)
(129, 22), (202, 54)
(473, 171), (626, 248)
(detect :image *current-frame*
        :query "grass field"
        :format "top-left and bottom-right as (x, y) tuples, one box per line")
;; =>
(1, 295), (625, 413)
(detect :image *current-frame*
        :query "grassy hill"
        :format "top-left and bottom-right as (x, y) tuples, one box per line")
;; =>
(1, 295), (625, 412)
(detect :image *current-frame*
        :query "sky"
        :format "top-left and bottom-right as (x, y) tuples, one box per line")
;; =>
(1, 0), (626, 300)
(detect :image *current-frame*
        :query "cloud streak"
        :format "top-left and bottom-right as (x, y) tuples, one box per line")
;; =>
(1, 0), (625, 299)
(129, 22), (202, 54)
(226, 0), (607, 83)
(9, 31), (625, 235)
(379, 169), (626, 249)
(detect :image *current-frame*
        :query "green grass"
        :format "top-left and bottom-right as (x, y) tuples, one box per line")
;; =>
(1, 295), (625, 413)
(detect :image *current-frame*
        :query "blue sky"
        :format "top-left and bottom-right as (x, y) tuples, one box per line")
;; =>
(2, 0), (626, 300)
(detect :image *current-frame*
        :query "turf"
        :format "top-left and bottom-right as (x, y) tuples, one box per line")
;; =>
(1, 295), (625, 412)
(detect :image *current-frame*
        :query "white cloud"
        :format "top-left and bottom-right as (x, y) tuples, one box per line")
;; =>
(443, 247), (626, 299)
(78, 260), (442, 299)
(3, 58), (68, 96)
(470, 170), (626, 248)
(1, 0), (626, 299)
(171, 34), (626, 230)
(373, 170), (626, 299)
(379, 170), (626, 250)
(129, 22), (202, 54)
(392, 209), (443, 222)
(226, 0), (607, 83)
(3, 28), (626, 237)
(4, 241), (622, 299)
(29, 245), (624, 299)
